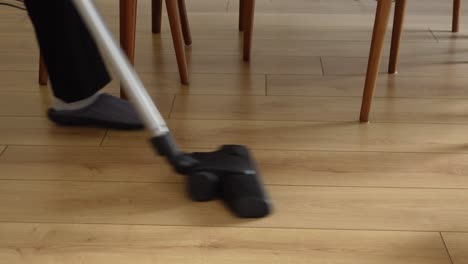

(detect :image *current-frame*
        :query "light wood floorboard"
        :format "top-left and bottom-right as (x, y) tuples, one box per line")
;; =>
(442, 232), (468, 264)
(0, 223), (451, 264)
(2, 0), (468, 262)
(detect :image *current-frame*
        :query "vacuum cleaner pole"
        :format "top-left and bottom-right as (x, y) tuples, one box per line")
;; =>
(72, 0), (170, 138)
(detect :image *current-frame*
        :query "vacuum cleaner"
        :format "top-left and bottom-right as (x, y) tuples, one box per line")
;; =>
(72, 0), (272, 218)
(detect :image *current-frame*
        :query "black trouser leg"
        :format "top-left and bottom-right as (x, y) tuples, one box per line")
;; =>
(24, 0), (111, 103)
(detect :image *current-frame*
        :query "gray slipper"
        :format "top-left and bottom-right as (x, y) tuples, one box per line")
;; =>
(48, 93), (144, 130)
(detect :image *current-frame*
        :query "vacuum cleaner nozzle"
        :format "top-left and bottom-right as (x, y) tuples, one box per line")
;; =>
(151, 134), (273, 218)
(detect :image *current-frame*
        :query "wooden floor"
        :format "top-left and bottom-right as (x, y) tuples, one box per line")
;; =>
(2, 0), (468, 263)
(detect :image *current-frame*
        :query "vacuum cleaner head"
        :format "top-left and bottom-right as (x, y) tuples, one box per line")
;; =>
(152, 135), (273, 218)
(188, 145), (273, 218)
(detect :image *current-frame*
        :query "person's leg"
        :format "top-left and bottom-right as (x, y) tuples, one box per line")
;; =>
(24, 0), (143, 129)
(25, 0), (110, 102)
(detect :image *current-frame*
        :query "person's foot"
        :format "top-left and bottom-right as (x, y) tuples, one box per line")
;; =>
(48, 93), (144, 130)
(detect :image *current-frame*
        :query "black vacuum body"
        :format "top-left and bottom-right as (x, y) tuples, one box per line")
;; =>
(152, 135), (273, 218)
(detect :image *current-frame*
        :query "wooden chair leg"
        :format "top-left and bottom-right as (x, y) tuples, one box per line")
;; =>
(120, 0), (138, 63)
(243, 0), (255, 61)
(166, 0), (189, 84)
(38, 53), (48, 86)
(119, 0), (138, 98)
(239, 0), (245, 31)
(178, 0), (192, 45)
(453, 0), (462, 32)
(388, 0), (407, 74)
(360, 0), (393, 123)
(152, 0), (163, 33)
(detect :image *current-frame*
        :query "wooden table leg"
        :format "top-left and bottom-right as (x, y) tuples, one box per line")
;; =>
(166, 0), (189, 84)
(38, 53), (48, 86)
(178, 0), (192, 45)
(360, 0), (392, 123)
(239, 0), (245, 31)
(453, 0), (462, 32)
(243, 0), (255, 61)
(119, 0), (138, 98)
(388, 0), (407, 74)
(152, 0), (163, 33)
